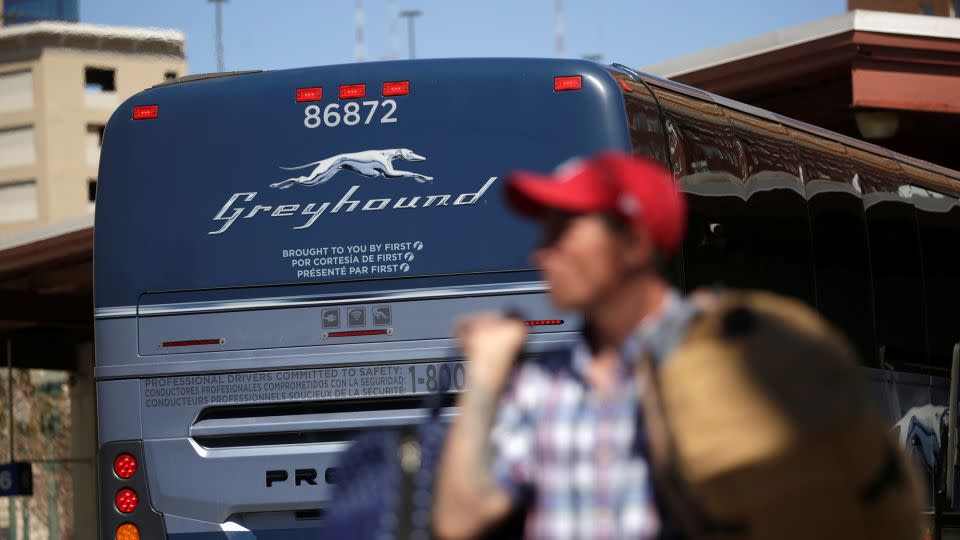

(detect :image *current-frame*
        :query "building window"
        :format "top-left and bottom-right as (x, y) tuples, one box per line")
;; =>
(84, 68), (118, 109)
(0, 70), (34, 114)
(921, 2), (935, 14)
(86, 124), (104, 166)
(88, 179), (97, 211)
(87, 124), (105, 146)
(84, 67), (115, 92)
(0, 126), (36, 169)
(954, 0), (959, 16)
(0, 180), (38, 223)
(165, 71), (178, 81)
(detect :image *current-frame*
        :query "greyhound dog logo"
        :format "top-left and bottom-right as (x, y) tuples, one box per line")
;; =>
(270, 148), (433, 189)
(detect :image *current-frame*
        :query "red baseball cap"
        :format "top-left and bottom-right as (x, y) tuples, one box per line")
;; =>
(505, 152), (686, 255)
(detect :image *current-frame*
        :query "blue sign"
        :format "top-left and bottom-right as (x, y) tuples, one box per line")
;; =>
(0, 462), (32, 497)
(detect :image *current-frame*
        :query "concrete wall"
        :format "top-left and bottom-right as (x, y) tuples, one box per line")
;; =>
(0, 56), (42, 235)
(71, 341), (96, 540)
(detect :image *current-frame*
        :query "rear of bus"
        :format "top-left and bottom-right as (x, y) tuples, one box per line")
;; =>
(93, 59), (633, 538)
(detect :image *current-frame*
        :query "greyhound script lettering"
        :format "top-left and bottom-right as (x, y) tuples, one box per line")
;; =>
(208, 149), (497, 235)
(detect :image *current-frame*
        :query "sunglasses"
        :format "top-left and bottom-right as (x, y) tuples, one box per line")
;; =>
(538, 211), (628, 248)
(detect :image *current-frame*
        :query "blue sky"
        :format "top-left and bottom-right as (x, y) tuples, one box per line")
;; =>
(80, 1), (846, 75)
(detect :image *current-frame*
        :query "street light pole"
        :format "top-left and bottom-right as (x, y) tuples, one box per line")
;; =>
(399, 10), (422, 60)
(209, 0), (228, 72)
(389, 0), (398, 59)
(355, 0), (365, 62)
(555, 0), (564, 56)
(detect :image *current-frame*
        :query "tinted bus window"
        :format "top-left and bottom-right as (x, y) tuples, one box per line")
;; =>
(725, 109), (800, 183)
(855, 148), (929, 370)
(905, 164), (960, 369)
(612, 73), (679, 283)
(613, 74), (668, 166)
(792, 130), (877, 365)
(726, 110), (814, 305)
(651, 88), (741, 184)
(650, 88), (746, 293)
(660, 90), (816, 304)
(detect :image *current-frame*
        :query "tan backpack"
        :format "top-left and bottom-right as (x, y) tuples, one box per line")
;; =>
(640, 291), (924, 540)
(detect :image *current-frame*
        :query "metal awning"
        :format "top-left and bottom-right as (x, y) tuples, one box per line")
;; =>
(0, 215), (94, 370)
(642, 9), (960, 170)
(644, 10), (960, 80)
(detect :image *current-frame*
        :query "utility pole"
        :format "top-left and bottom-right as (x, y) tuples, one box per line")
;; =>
(355, 0), (365, 62)
(555, 0), (564, 57)
(389, 0), (399, 60)
(209, 0), (228, 72)
(399, 10), (422, 60)
(6, 338), (13, 540)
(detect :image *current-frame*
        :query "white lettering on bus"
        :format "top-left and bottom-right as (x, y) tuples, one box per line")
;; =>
(207, 176), (498, 235)
(210, 192), (256, 235)
(294, 202), (331, 230)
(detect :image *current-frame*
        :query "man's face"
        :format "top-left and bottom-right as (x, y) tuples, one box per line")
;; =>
(532, 212), (642, 311)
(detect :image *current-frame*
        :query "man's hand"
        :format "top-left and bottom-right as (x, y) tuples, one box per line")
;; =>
(456, 313), (528, 394)
(433, 313), (527, 539)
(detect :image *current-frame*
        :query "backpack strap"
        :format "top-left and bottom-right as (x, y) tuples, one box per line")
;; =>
(643, 292), (709, 366)
(634, 291), (749, 538)
(394, 424), (421, 540)
(394, 387), (465, 539)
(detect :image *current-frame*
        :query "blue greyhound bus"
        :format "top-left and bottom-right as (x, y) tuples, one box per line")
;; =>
(95, 59), (960, 538)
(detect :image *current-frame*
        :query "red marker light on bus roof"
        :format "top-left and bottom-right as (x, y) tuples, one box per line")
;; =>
(115, 488), (139, 513)
(382, 81), (409, 96)
(132, 105), (158, 120)
(339, 84), (366, 99)
(296, 87), (323, 102)
(113, 454), (138, 479)
(554, 76), (582, 92)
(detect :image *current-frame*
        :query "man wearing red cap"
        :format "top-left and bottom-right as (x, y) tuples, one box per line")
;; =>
(434, 152), (689, 539)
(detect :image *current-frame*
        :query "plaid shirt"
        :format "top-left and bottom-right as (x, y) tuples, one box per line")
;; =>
(491, 291), (692, 540)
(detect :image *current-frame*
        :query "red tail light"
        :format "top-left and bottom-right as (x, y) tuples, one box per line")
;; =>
(382, 81), (409, 96)
(113, 454), (137, 479)
(554, 76), (582, 92)
(327, 329), (389, 338)
(160, 338), (225, 348)
(339, 84), (366, 99)
(115, 488), (139, 513)
(296, 87), (323, 102)
(525, 320), (565, 327)
(132, 105), (158, 120)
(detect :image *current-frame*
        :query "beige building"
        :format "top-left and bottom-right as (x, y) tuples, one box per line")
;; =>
(0, 21), (185, 539)
(0, 22), (185, 238)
